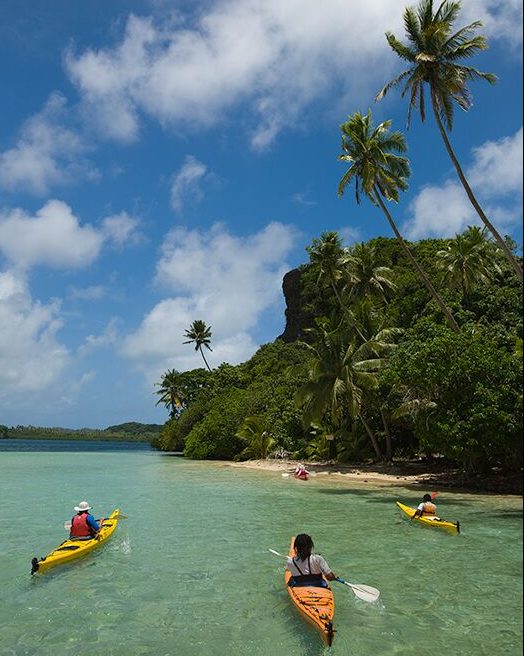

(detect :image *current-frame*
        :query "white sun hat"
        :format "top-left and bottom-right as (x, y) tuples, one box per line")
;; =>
(74, 501), (92, 512)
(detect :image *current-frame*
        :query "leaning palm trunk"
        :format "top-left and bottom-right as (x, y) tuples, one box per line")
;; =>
(372, 187), (460, 332)
(358, 411), (383, 460)
(380, 407), (392, 461)
(199, 346), (212, 372)
(431, 93), (523, 281)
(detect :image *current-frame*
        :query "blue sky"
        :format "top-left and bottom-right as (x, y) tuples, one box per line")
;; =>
(0, 0), (522, 429)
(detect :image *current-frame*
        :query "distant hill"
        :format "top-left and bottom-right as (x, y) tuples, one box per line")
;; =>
(103, 422), (163, 435)
(1, 422), (163, 442)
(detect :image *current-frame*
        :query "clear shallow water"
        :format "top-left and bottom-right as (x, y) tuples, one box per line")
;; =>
(0, 440), (522, 656)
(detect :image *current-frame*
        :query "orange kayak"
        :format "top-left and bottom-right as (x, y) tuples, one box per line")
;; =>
(285, 537), (335, 646)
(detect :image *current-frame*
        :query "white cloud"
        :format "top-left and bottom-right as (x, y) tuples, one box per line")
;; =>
(102, 211), (142, 246)
(403, 128), (523, 239)
(469, 128), (523, 196)
(0, 200), (103, 270)
(0, 201), (143, 271)
(121, 220), (298, 376)
(170, 155), (208, 213)
(0, 270), (70, 394)
(0, 93), (97, 196)
(63, 1), (521, 149)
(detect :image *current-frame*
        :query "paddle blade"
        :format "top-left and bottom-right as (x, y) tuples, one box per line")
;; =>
(337, 578), (380, 603)
(268, 548), (286, 558)
(430, 491), (439, 500)
(64, 522), (71, 530)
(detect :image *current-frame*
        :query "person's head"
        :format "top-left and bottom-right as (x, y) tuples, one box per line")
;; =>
(422, 494), (432, 503)
(294, 533), (314, 560)
(74, 501), (92, 513)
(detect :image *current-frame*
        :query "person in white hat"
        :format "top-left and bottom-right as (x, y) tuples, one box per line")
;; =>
(70, 501), (101, 540)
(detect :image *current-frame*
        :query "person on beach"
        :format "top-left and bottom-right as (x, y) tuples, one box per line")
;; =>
(70, 501), (101, 540)
(294, 463), (309, 480)
(286, 533), (338, 587)
(412, 493), (439, 519)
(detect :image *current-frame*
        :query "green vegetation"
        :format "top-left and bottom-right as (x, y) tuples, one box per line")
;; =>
(152, 1), (521, 477)
(154, 232), (522, 475)
(2, 423), (161, 443)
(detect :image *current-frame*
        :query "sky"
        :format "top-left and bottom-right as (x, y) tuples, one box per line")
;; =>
(0, 0), (522, 430)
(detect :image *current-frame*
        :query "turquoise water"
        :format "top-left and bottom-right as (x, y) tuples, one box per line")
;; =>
(0, 441), (522, 656)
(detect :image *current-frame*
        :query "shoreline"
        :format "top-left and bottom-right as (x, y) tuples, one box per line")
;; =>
(225, 459), (523, 496)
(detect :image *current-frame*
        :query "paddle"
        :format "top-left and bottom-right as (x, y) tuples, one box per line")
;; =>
(268, 549), (380, 603)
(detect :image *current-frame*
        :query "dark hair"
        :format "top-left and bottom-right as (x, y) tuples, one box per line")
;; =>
(422, 494), (432, 502)
(294, 534), (314, 560)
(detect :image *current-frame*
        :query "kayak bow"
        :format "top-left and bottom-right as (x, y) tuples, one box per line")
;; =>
(285, 537), (335, 646)
(396, 501), (460, 534)
(31, 508), (120, 575)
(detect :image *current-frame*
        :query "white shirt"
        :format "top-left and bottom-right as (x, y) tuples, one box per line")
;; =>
(286, 554), (331, 577)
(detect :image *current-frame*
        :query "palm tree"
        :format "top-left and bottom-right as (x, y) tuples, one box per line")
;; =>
(236, 416), (275, 459)
(376, 0), (522, 281)
(154, 368), (186, 418)
(338, 110), (460, 332)
(296, 316), (396, 459)
(306, 232), (346, 306)
(184, 320), (213, 372)
(436, 225), (501, 305)
(344, 242), (397, 304)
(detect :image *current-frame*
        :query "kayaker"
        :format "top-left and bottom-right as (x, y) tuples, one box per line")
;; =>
(412, 494), (439, 519)
(70, 501), (101, 540)
(294, 463), (309, 480)
(286, 534), (338, 587)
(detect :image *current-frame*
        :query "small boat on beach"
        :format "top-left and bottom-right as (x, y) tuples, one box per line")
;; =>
(31, 508), (120, 574)
(285, 537), (335, 646)
(396, 501), (460, 534)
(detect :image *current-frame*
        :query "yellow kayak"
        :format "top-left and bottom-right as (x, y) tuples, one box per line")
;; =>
(31, 508), (120, 574)
(396, 501), (460, 534)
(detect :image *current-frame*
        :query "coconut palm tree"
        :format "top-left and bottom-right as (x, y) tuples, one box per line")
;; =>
(154, 368), (186, 418)
(338, 109), (460, 332)
(436, 225), (501, 305)
(296, 316), (397, 460)
(344, 242), (397, 304)
(376, 0), (522, 281)
(184, 320), (213, 372)
(306, 232), (346, 306)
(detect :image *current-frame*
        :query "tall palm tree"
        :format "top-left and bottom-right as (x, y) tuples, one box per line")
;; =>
(154, 368), (186, 417)
(436, 225), (501, 305)
(184, 319), (213, 372)
(376, 0), (522, 281)
(338, 110), (460, 332)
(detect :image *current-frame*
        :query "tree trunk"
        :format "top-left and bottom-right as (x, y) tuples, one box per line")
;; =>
(380, 407), (392, 461)
(431, 93), (523, 282)
(372, 188), (461, 332)
(358, 411), (383, 460)
(199, 347), (212, 372)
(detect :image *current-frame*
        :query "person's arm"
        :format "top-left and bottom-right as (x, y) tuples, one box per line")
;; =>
(86, 514), (101, 533)
(411, 503), (424, 519)
(316, 555), (337, 580)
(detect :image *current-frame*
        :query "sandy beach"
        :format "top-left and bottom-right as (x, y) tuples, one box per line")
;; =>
(226, 458), (523, 495)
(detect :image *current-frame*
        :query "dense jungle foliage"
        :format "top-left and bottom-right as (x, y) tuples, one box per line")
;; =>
(154, 232), (523, 474)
